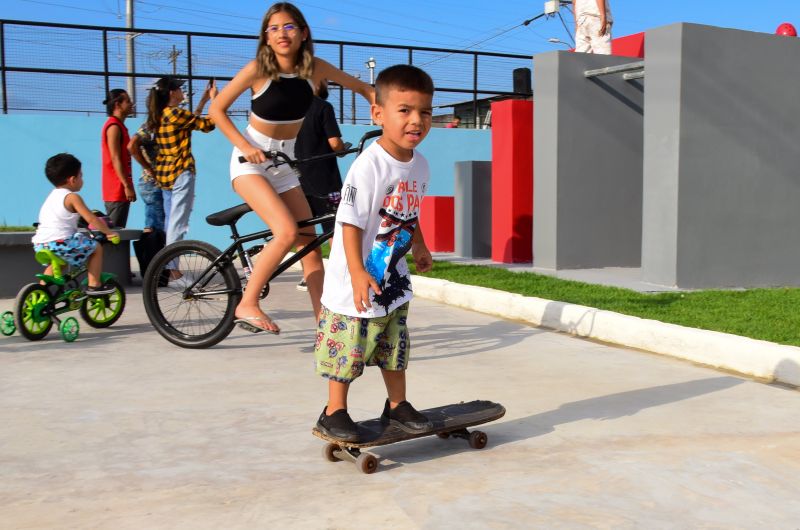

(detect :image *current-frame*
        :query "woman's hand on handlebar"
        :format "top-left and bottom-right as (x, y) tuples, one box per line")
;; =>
(239, 144), (268, 164)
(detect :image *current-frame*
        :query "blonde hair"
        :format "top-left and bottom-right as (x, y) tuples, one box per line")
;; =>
(256, 2), (314, 80)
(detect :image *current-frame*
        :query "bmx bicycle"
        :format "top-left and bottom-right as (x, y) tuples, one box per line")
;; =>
(141, 129), (381, 349)
(1, 232), (126, 342)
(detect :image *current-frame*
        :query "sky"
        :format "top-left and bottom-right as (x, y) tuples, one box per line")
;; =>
(3, 0), (800, 56)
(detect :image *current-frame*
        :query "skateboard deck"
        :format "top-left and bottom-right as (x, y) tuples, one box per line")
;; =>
(313, 400), (505, 474)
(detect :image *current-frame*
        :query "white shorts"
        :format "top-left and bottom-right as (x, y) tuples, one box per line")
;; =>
(229, 125), (301, 194)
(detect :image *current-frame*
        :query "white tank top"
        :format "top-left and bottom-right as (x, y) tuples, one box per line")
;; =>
(32, 188), (80, 244)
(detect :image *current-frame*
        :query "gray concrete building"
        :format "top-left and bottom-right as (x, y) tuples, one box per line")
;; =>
(533, 22), (800, 289)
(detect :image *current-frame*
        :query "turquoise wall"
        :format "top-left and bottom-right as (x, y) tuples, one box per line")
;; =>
(0, 115), (490, 250)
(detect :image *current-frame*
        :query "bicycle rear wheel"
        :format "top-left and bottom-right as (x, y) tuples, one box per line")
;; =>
(143, 240), (241, 348)
(80, 278), (125, 328)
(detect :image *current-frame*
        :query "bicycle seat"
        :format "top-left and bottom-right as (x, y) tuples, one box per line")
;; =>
(206, 203), (253, 226)
(34, 248), (67, 282)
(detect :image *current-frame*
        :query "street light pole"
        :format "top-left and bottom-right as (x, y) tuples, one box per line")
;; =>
(364, 58), (376, 124)
(365, 57), (376, 85)
(547, 37), (572, 48)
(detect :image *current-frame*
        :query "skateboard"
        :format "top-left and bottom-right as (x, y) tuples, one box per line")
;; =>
(312, 400), (505, 474)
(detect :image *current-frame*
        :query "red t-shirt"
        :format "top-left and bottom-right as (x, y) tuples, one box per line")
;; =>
(101, 116), (132, 202)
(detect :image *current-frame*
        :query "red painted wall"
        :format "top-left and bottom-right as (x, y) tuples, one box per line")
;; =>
(612, 32), (645, 58)
(491, 99), (533, 263)
(565, 32), (646, 57)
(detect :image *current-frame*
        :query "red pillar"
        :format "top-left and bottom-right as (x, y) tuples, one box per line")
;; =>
(419, 196), (454, 252)
(491, 99), (533, 263)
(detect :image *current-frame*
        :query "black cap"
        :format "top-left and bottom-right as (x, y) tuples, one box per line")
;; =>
(155, 76), (185, 92)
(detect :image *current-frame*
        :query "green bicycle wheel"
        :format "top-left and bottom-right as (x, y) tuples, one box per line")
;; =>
(1, 311), (16, 336)
(14, 283), (53, 341)
(59, 316), (80, 342)
(80, 278), (126, 328)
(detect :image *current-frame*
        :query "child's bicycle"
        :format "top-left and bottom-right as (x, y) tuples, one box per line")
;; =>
(0, 233), (126, 342)
(141, 129), (381, 349)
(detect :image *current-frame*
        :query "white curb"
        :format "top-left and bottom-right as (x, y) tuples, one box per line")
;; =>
(411, 275), (800, 387)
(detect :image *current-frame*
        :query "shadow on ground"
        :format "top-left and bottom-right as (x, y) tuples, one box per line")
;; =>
(366, 376), (743, 469)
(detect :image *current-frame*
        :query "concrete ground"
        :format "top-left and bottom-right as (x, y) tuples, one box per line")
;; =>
(1, 271), (800, 529)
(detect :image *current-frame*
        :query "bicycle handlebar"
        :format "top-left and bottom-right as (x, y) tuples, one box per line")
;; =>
(89, 231), (120, 245)
(237, 129), (381, 166)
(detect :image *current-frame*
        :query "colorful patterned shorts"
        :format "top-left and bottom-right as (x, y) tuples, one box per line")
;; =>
(313, 303), (410, 383)
(33, 233), (98, 267)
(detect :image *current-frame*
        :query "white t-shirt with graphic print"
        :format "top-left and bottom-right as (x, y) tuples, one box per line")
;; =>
(321, 140), (429, 318)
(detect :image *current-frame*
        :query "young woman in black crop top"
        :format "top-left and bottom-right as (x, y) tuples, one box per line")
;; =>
(209, 2), (374, 335)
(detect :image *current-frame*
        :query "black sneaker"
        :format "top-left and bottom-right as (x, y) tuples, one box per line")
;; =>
(296, 279), (308, 292)
(380, 399), (433, 434)
(85, 285), (115, 296)
(316, 407), (360, 442)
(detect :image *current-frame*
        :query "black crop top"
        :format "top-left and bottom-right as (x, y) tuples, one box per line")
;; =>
(251, 73), (315, 125)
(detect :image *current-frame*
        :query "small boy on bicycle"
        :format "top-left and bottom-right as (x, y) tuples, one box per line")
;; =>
(32, 153), (120, 295)
(313, 65), (435, 442)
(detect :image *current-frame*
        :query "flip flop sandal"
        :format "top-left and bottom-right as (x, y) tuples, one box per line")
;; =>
(234, 316), (280, 335)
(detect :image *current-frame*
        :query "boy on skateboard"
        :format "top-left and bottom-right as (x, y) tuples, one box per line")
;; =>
(313, 64), (435, 442)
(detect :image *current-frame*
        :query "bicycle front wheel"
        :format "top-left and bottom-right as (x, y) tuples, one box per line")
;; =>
(14, 283), (53, 341)
(143, 240), (241, 348)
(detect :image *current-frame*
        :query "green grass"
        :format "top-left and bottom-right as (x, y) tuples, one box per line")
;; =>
(0, 225), (34, 232)
(408, 259), (800, 347)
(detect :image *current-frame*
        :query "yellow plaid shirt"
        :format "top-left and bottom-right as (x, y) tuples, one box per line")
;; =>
(154, 106), (215, 190)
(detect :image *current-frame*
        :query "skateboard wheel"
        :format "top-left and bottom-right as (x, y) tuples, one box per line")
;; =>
(323, 443), (341, 462)
(356, 453), (378, 474)
(436, 432), (450, 439)
(469, 431), (488, 449)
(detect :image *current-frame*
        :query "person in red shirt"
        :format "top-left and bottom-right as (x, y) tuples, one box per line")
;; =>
(101, 89), (136, 227)
(445, 115), (461, 128)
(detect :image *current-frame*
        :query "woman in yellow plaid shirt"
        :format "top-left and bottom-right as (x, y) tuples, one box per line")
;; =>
(148, 76), (216, 266)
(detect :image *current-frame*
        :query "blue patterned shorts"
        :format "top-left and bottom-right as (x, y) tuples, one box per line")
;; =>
(313, 303), (410, 383)
(33, 233), (98, 267)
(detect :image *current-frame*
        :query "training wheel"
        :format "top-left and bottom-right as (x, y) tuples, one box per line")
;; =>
(59, 317), (80, 342)
(469, 431), (488, 449)
(356, 452), (378, 474)
(436, 432), (450, 439)
(1, 311), (15, 336)
(323, 443), (341, 462)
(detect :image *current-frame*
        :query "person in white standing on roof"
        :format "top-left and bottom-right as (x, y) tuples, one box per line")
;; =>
(574, 0), (613, 54)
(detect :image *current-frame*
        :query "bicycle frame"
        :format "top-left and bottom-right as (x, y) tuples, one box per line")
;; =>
(37, 264), (91, 318)
(183, 210), (336, 300)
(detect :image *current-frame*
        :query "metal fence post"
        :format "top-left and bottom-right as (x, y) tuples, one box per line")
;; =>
(0, 22), (7, 114)
(473, 53), (479, 129)
(338, 43), (344, 124)
(186, 33), (193, 110)
(102, 29), (110, 104)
